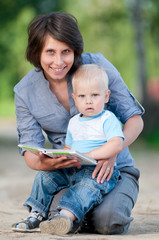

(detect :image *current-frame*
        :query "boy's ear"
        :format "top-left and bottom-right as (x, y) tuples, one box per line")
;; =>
(72, 93), (77, 104)
(72, 93), (75, 100)
(105, 90), (110, 103)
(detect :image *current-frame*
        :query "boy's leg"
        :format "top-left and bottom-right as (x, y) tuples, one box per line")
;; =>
(87, 166), (140, 234)
(24, 169), (69, 217)
(47, 167), (139, 235)
(41, 167), (119, 235)
(12, 169), (69, 232)
(56, 168), (119, 222)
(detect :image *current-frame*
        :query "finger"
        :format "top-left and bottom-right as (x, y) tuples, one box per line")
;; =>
(92, 164), (101, 179)
(106, 167), (113, 181)
(97, 166), (109, 183)
(97, 166), (113, 183)
(42, 156), (79, 169)
(58, 158), (81, 168)
(53, 161), (80, 170)
(100, 168), (111, 183)
(65, 161), (81, 168)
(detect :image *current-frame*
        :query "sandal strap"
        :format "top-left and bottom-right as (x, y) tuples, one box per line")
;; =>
(25, 216), (41, 229)
(12, 215), (43, 230)
(29, 212), (43, 221)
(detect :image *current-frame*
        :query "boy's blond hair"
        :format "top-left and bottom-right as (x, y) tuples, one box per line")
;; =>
(72, 64), (109, 93)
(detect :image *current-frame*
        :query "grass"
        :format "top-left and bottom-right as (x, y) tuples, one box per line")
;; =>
(0, 99), (15, 117)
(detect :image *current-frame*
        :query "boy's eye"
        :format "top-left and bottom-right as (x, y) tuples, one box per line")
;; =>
(79, 95), (85, 98)
(92, 94), (99, 97)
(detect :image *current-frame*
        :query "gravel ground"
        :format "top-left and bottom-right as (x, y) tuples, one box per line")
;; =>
(0, 118), (159, 240)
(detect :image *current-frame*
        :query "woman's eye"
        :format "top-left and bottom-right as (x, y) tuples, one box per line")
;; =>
(63, 49), (70, 54)
(47, 49), (54, 54)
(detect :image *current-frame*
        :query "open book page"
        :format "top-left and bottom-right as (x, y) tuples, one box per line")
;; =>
(18, 144), (97, 165)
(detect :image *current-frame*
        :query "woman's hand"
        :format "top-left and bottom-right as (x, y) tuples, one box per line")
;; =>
(92, 155), (117, 183)
(24, 151), (81, 171)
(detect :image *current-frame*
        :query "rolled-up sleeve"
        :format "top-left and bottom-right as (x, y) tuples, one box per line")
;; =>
(107, 71), (144, 124)
(15, 93), (45, 155)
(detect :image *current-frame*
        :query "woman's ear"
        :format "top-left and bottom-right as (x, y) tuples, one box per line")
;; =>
(105, 89), (110, 103)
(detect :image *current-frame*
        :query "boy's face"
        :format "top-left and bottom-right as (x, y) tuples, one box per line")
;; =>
(72, 80), (110, 117)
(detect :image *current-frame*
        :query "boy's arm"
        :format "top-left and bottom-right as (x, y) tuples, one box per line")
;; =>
(90, 114), (143, 161)
(91, 114), (143, 184)
(86, 136), (124, 160)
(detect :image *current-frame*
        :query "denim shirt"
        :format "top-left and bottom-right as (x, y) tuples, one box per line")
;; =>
(14, 52), (144, 169)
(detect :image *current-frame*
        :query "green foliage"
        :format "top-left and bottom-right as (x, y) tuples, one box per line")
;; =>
(0, 0), (65, 101)
(145, 0), (159, 46)
(63, 0), (136, 90)
(63, 0), (159, 95)
(143, 127), (159, 150)
(0, 7), (35, 99)
(0, 0), (159, 129)
(0, 99), (15, 117)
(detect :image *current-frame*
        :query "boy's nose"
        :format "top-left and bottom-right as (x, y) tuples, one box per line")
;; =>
(86, 96), (92, 104)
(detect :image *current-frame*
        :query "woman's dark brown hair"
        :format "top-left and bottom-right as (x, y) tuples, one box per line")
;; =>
(26, 12), (84, 72)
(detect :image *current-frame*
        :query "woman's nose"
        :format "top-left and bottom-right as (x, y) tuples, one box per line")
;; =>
(54, 54), (63, 65)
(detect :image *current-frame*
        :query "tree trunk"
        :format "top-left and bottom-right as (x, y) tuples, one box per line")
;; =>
(131, 0), (148, 103)
(130, 0), (159, 135)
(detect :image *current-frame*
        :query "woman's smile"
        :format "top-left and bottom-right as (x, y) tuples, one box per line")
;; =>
(40, 35), (74, 82)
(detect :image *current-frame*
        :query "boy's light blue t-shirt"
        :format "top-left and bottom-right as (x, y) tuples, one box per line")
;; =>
(65, 110), (124, 153)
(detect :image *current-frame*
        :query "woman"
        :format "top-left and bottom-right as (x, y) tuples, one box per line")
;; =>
(12, 12), (144, 234)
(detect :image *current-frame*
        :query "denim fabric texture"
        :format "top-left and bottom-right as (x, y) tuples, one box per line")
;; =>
(49, 166), (140, 234)
(24, 167), (120, 222)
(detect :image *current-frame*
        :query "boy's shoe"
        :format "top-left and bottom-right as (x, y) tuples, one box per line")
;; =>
(11, 212), (43, 232)
(40, 213), (73, 235)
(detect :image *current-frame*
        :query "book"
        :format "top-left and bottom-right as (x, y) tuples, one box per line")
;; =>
(18, 144), (97, 166)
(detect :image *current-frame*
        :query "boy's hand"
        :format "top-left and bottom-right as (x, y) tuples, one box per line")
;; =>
(92, 155), (116, 183)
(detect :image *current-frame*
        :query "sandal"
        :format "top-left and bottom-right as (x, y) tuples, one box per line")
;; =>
(40, 213), (81, 235)
(40, 213), (73, 235)
(12, 212), (43, 232)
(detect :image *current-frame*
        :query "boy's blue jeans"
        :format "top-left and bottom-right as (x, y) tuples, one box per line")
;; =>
(24, 166), (120, 222)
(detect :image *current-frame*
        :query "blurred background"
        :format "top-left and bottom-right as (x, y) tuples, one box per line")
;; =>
(1, 2), (158, 235)
(0, 0), (159, 148)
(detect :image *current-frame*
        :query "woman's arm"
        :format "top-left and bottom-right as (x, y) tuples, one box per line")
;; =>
(122, 114), (144, 149)
(92, 114), (144, 183)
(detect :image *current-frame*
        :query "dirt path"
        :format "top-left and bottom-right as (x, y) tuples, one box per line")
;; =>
(0, 119), (159, 239)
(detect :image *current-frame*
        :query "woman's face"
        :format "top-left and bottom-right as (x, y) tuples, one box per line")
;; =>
(40, 34), (74, 82)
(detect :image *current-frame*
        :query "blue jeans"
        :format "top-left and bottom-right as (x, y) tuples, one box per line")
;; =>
(24, 167), (120, 222)
(49, 166), (140, 234)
